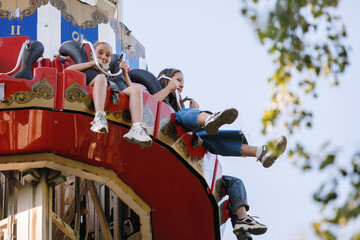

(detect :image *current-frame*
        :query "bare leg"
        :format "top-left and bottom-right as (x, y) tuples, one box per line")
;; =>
(241, 144), (258, 157)
(89, 75), (108, 134)
(236, 206), (248, 219)
(89, 74), (107, 112)
(122, 85), (152, 147)
(197, 112), (211, 126)
(122, 85), (143, 123)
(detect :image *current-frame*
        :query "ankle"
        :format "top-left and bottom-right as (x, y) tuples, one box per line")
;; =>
(255, 146), (262, 159)
(95, 110), (106, 116)
(132, 122), (141, 128)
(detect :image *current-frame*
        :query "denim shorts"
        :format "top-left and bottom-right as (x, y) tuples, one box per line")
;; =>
(174, 108), (204, 132)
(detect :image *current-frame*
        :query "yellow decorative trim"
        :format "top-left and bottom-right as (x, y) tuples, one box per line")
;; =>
(159, 118), (179, 142)
(111, 109), (131, 123)
(50, 0), (108, 30)
(64, 81), (94, 112)
(190, 155), (203, 171)
(158, 116), (204, 172)
(175, 139), (189, 159)
(4, 78), (54, 105)
(0, 0), (49, 21)
(80, 9), (108, 29)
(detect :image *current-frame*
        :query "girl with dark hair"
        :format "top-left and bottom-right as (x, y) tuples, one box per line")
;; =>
(155, 68), (239, 135)
(153, 68), (287, 168)
(154, 68), (288, 239)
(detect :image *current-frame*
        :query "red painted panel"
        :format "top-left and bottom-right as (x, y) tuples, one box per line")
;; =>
(0, 61), (222, 239)
(154, 101), (187, 140)
(0, 36), (30, 73)
(0, 109), (218, 239)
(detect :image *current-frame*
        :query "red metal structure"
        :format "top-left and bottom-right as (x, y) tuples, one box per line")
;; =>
(0, 35), (227, 239)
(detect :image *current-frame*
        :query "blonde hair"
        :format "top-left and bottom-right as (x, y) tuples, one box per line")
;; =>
(89, 41), (112, 62)
(93, 41), (112, 52)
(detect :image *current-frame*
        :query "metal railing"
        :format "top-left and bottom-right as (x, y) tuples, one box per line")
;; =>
(81, 39), (124, 77)
(4, 40), (30, 76)
(157, 74), (182, 110)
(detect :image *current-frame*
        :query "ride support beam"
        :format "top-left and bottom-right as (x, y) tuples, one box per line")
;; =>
(87, 180), (114, 240)
(17, 169), (52, 240)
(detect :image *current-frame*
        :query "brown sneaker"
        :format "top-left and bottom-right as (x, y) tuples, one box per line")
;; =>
(258, 136), (287, 168)
(204, 108), (238, 134)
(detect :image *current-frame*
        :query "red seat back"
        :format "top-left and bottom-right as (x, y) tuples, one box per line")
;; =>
(0, 36), (30, 73)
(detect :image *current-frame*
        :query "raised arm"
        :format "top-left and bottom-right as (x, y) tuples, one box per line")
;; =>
(66, 61), (96, 72)
(119, 61), (132, 87)
(153, 79), (178, 101)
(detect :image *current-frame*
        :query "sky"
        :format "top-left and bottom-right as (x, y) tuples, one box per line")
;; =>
(122, 1), (360, 239)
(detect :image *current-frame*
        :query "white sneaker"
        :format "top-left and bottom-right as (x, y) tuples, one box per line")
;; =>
(258, 136), (287, 168)
(233, 216), (267, 236)
(123, 124), (152, 147)
(204, 108), (238, 134)
(90, 111), (108, 134)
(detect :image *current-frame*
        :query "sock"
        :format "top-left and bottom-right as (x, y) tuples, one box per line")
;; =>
(132, 122), (141, 128)
(96, 110), (105, 116)
(205, 115), (212, 124)
(255, 147), (262, 159)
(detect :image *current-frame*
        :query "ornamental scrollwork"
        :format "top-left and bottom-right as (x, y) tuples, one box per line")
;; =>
(190, 156), (203, 170)
(122, 109), (131, 123)
(175, 139), (190, 159)
(64, 81), (94, 111)
(111, 109), (131, 123)
(80, 9), (108, 30)
(0, 0), (49, 21)
(50, 0), (108, 30)
(143, 104), (154, 127)
(160, 118), (179, 142)
(4, 78), (54, 105)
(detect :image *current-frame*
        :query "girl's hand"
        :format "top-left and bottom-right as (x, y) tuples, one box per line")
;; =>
(189, 99), (199, 109)
(166, 79), (179, 92)
(119, 61), (128, 72)
(90, 60), (96, 67)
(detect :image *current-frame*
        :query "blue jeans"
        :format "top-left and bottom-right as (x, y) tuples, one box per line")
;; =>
(222, 175), (249, 227)
(174, 108), (204, 132)
(198, 130), (248, 156)
(174, 109), (248, 157)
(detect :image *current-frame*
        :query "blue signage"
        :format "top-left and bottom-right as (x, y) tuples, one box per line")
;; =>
(61, 17), (98, 44)
(115, 41), (140, 69)
(0, 11), (37, 40)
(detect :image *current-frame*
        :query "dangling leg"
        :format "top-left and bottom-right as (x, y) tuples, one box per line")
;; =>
(222, 176), (267, 237)
(198, 108), (238, 134)
(122, 85), (152, 147)
(241, 136), (287, 168)
(89, 74), (108, 134)
(174, 108), (238, 134)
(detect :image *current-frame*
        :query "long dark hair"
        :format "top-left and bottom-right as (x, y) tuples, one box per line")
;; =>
(157, 68), (184, 111)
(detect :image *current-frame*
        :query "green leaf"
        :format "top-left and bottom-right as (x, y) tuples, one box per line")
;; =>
(320, 154), (336, 170)
(241, 8), (247, 15)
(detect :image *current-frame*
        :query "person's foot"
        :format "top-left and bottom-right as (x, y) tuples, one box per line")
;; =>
(90, 111), (108, 134)
(204, 108), (238, 134)
(123, 124), (153, 147)
(233, 216), (267, 236)
(236, 232), (253, 240)
(258, 135), (287, 168)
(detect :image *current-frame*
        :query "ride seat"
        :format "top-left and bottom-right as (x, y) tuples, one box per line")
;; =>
(0, 36), (30, 74)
